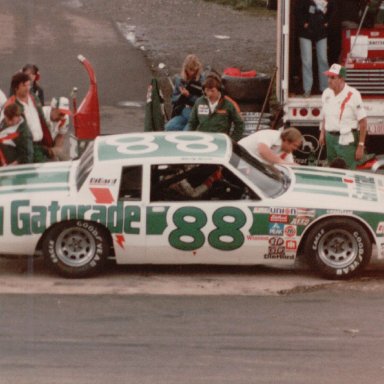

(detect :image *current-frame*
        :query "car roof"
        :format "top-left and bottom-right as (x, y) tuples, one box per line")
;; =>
(94, 132), (233, 163)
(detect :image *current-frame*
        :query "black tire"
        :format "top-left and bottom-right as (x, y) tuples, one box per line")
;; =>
(266, 0), (277, 10)
(222, 74), (271, 103)
(237, 101), (264, 113)
(304, 218), (371, 279)
(42, 220), (109, 278)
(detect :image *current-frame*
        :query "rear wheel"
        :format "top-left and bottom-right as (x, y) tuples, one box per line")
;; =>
(304, 218), (371, 279)
(42, 220), (109, 278)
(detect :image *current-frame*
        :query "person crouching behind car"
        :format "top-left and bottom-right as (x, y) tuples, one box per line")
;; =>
(239, 128), (303, 165)
(187, 74), (244, 142)
(0, 103), (33, 166)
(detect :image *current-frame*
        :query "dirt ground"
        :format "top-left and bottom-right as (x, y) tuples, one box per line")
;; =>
(81, 0), (277, 79)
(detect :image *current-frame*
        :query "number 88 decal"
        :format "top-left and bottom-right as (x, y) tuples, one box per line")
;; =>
(166, 133), (218, 153)
(106, 135), (158, 155)
(169, 207), (246, 251)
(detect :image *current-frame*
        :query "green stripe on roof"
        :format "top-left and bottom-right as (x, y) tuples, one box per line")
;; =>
(293, 187), (349, 196)
(295, 173), (347, 189)
(97, 133), (229, 161)
(0, 186), (69, 195)
(0, 171), (69, 187)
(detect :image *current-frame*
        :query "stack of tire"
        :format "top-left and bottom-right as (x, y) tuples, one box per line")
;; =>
(221, 71), (272, 137)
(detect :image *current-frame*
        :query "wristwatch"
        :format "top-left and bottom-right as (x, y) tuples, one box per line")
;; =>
(358, 142), (365, 146)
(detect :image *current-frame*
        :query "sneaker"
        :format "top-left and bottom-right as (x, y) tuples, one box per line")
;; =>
(303, 91), (311, 98)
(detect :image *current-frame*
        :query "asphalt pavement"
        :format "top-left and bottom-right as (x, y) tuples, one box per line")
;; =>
(0, 0), (152, 134)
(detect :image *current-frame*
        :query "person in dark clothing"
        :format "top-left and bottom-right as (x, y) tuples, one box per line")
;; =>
(297, 0), (336, 96)
(5, 72), (53, 162)
(165, 54), (204, 131)
(0, 103), (33, 165)
(187, 75), (244, 142)
(22, 64), (45, 105)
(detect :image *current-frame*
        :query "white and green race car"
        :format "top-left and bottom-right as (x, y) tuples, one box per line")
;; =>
(2, 131), (384, 278)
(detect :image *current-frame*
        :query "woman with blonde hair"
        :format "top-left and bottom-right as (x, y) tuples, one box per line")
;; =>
(165, 54), (205, 131)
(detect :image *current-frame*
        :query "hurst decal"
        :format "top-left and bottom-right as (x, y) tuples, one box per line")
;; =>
(9, 200), (140, 236)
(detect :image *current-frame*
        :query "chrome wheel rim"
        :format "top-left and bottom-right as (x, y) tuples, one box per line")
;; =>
(55, 227), (96, 267)
(317, 229), (358, 269)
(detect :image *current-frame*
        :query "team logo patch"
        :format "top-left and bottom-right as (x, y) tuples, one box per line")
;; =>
(376, 222), (384, 235)
(269, 214), (289, 223)
(198, 105), (209, 115)
(284, 225), (297, 237)
(269, 223), (284, 236)
(286, 240), (297, 250)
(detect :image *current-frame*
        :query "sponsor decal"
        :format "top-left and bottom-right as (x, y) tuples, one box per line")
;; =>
(90, 188), (115, 204)
(269, 237), (284, 246)
(296, 208), (315, 217)
(286, 240), (297, 250)
(343, 178), (354, 184)
(327, 209), (353, 215)
(284, 225), (297, 237)
(115, 234), (125, 249)
(264, 251), (294, 260)
(89, 177), (117, 186)
(376, 222), (384, 235)
(269, 214), (289, 223)
(269, 223), (284, 236)
(8, 200), (141, 236)
(253, 207), (269, 214)
(352, 175), (378, 202)
(270, 208), (297, 215)
(291, 217), (310, 226)
(246, 235), (269, 241)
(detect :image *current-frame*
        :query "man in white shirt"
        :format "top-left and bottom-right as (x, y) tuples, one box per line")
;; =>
(43, 97), (71, 160)
(7, 72), (53, 162)
(239, 128), (303, 165)
(320, 63), (367, 169)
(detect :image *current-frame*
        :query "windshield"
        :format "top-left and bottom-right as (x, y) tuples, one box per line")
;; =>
(231, 143), (290, 198)
(76, 141), (95, 190)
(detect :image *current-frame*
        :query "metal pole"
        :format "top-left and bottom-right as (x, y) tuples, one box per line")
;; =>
(256, 66), (277, 131)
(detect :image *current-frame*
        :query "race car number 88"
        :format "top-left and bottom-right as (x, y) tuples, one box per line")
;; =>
(165, 134), (218, 153)
(106, 135), (158, 155)
(169, 207), (246, 251)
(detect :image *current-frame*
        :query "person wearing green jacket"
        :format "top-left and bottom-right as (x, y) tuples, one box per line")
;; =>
(187, 75), (244, 142)
(0, 103), (33, 165)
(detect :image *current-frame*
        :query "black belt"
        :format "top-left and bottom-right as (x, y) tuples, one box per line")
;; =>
(327, 130), (357, 136)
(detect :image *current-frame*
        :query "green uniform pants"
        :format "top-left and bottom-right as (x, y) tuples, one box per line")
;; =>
(325, 131), (358, 169)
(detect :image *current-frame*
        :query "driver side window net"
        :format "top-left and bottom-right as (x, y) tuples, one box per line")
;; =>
(150, 163), (257, 202)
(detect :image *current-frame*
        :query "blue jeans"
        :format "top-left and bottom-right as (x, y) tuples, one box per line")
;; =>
(165, 107), (191, 131)
(299, 37), (329, 93)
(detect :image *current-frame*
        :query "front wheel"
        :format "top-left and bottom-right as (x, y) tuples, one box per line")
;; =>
(42, 220), (109, 278)
(304, 218), (371, 279)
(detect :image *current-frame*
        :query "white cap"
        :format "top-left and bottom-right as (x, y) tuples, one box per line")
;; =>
(51, 97), (71, 115)
(324, 63), (346, 78)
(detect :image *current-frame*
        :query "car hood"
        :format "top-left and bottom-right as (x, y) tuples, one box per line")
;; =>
(286, 166), (384, 206)
(0, 162), (73, 198)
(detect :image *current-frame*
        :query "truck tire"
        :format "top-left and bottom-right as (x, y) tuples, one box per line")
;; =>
(222, 74), (271, 103)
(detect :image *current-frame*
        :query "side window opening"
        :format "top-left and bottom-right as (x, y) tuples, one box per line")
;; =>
(119, 166), (142, 201)
(150, 163), (258, 202)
